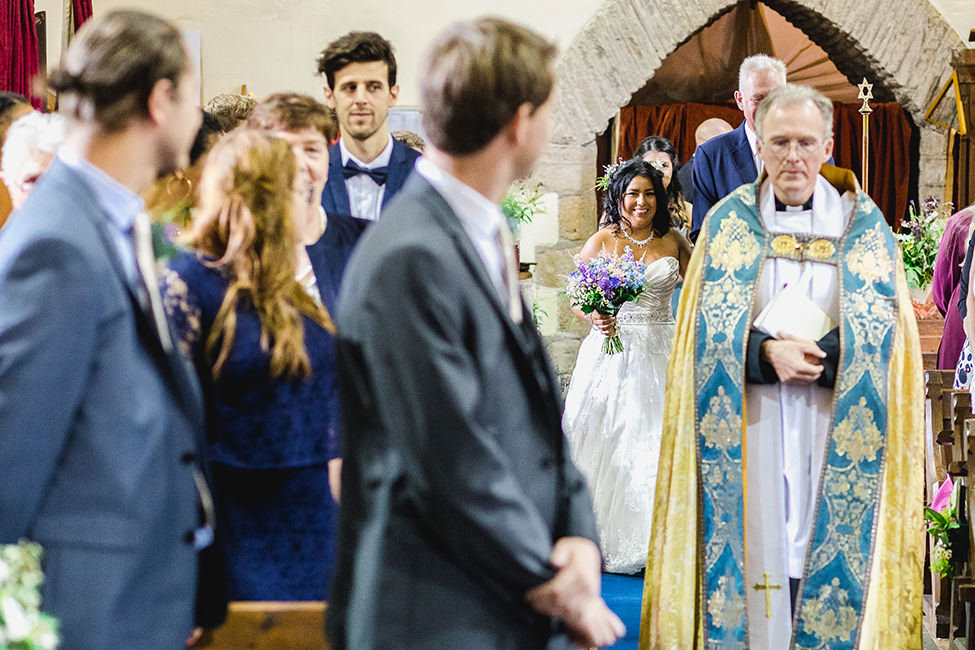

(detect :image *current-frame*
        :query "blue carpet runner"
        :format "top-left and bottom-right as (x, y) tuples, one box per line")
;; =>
(601, 572), (643, 649)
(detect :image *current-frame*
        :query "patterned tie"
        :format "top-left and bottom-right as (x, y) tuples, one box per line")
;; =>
(342, 159), (389, 185)
(497, 220), (523, 324)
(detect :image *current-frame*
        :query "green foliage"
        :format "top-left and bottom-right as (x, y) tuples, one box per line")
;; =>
(925, 502), (962, 579)
(895, 197), (949, 291)
(501, 180), (546, 234)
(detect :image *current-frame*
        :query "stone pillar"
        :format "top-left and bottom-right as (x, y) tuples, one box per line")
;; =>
(531, 141), (600, 389)
(953, 50), (975, 210)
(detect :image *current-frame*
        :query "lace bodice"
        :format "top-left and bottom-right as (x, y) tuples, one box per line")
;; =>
(615, 256), (680, 325)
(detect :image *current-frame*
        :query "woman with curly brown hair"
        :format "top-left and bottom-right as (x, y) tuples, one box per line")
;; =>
(161, 128), (340, 600)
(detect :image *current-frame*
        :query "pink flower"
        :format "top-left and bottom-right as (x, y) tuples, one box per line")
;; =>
(931, 476), (954, 512)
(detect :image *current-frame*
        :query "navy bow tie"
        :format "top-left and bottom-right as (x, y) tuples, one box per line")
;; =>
(342, 160), (388, 185)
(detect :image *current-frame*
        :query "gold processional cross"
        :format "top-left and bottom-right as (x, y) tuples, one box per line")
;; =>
(753, 572), (782, 618)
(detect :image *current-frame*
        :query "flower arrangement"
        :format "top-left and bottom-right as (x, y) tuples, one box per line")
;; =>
(566, 247), (647, 354)
(895, 196), (949, 291)
(925, 476), (964, 579)
(501, 179), (546, 236)
(595, 157), (665, 191)
(594, 158), (625, 192)
(0, 541), (59, 650)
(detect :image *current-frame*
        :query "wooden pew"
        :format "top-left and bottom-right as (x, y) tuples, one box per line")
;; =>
(192, 602), (328, 650)
(925, 370), (957, 638)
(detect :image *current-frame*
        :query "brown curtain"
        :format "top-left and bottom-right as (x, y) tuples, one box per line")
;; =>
(616, 101), (916, 230)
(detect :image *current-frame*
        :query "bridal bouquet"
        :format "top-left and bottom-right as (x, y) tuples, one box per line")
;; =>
(566, 247), (647, 354)
(0, 541), (59, 650)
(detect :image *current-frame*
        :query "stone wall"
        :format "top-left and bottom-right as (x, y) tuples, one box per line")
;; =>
(534, 0), (967, 385)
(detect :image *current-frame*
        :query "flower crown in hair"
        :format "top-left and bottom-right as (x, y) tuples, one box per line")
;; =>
(646, 159), (665, 172)
(594, 158), (625, 191)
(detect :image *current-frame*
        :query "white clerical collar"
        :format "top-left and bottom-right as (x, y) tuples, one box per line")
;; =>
(339, 133), (393, 169)
(774, 195), (814, 212)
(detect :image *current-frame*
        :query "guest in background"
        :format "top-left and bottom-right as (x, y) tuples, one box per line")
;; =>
(953, 211), (975, 389)
(676, 117), (732, 207)
(317, 31), (420, 221)
(247, 92), (351, 318)
(932, 203), (975, 370)
(205, 92), (257, 133)
(633, 135), (689, 232)
(0, 11), (223, 648)
(0, 92), (33, 227)
(1, 111), (67, 212)
(161, 129), (340, 601)
(691, 54), (787, 241)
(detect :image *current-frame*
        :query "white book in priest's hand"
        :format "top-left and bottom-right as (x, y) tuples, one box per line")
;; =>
(753, 282), (836, 341)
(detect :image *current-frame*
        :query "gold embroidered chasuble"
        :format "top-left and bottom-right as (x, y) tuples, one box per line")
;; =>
(639, 167), (924, 649)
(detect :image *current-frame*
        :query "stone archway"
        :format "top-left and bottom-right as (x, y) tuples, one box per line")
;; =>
(532, 0), (966, 380)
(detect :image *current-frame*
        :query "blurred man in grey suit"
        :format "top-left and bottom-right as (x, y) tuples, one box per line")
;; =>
(328, 16), (624, 650)
(0, 10), (222, 649)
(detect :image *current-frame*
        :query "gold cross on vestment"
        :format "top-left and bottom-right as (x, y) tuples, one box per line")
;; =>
(753, 572), (782, 618)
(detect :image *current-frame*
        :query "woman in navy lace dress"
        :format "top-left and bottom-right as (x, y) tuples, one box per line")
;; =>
(161, 129), (339, 600)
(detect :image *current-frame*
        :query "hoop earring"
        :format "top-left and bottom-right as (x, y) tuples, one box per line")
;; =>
(167, 171), (192, 201)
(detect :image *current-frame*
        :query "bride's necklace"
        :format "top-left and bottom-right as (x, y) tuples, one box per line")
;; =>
(622, 227), (654, 246)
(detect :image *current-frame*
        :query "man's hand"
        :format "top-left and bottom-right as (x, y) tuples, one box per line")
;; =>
(525, 537), (625, 648)
(762, 333), (826, 384)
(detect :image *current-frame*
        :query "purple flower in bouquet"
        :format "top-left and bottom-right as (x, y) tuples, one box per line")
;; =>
(565, 247), (647, 354)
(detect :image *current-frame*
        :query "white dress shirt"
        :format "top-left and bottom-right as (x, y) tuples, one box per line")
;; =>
(415, 158), (508, 302)
(340, 135), (393, 222)
(744, 122), (763, 176)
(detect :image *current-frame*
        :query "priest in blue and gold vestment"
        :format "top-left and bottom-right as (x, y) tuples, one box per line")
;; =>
(640, 84), (923, 649)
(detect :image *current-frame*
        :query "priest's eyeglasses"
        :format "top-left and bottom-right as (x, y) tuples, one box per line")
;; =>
(762, 137), (823, 158)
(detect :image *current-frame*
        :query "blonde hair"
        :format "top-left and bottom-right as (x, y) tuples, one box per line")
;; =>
(185, 128), (333, 380)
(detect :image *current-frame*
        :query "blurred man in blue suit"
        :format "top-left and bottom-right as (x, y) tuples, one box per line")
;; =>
(0, 10), (222, 649)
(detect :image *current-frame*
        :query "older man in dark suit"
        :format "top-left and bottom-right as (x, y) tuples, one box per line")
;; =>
(690, 54), (787, 241)
(328, 17), (624, 650)
(0, 11), (222, 649)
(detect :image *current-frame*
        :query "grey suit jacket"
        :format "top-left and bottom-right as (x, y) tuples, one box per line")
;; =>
(327, 175), (599, 650)
(0, 161), (211, 650)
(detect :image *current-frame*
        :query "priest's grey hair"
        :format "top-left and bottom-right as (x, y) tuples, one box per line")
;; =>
(738, 54), (787, 92)
(755, 83), (834, 142)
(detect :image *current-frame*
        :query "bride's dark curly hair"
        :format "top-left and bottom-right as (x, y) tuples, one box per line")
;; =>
(600, 159), (671, 238)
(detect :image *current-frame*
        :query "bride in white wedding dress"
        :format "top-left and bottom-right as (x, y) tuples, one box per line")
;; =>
(563, 158), (691, 574)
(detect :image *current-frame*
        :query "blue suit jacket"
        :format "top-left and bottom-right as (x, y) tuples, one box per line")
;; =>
(0, 161), (219, 649)
(691, 122), (755, 241)
(321, 137), (421, 219)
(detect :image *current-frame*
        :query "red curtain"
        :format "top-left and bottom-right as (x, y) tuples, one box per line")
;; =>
(72, 0), (92, 31)
(617, 102), (916, 230)
(1, 0), (41, 109)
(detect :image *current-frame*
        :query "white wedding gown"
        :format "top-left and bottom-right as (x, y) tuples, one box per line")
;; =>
(562, 255), (680, 574)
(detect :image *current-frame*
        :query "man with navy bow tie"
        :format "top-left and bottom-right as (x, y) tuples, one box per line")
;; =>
(317, 31), (421, 223)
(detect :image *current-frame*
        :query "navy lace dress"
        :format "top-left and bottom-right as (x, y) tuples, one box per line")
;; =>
(161, 252), (340, 601)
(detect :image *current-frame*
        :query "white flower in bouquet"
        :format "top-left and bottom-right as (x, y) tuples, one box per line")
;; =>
(0, 540), (59, 650)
